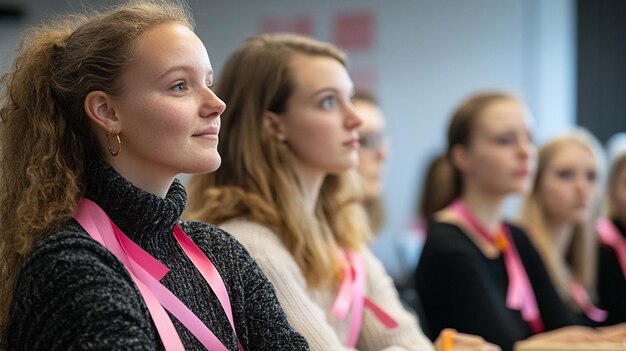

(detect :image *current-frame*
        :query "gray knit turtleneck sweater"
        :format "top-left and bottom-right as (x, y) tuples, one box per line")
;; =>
(4, 161), (309, 350)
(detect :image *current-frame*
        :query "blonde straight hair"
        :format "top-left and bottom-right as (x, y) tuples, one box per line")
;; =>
(606, 152), (626, 219)
(519, 131), (603, 305)
(185, 33), (371, 288)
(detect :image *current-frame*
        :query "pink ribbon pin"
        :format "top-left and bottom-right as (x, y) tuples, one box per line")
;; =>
(331, 249), (398, 347)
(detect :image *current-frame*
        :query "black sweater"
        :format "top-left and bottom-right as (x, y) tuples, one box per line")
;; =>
(415, 220), (576, 351)
(596, 218), (626, 326)
(4, 161), (309, 350)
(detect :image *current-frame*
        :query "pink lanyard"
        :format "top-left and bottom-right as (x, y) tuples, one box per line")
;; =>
(449, 200), (545, 333)
(74, 198), (243, 351)
(569, 282), (607, 322)
(331, 249), (398, 347)
(596, 217), (626, 280)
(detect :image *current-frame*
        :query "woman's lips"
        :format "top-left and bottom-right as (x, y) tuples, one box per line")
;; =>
(343, 138), (360, 149)
(194, 126), (219, 140)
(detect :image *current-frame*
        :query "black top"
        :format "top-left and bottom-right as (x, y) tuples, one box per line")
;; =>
(415, 220), (576, 351)
(4, 161), (309, 351)
(596, 218), (626, 326)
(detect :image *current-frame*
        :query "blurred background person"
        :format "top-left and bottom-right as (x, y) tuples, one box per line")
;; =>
(354, 90), (443, 337)
(518, 129), (607, 326)
(414, 91), (603, 351)
(354, 89), (389, 235)
(596, 151), (626, 325)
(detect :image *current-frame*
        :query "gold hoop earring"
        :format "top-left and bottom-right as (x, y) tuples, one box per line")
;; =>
(106, 129), (121, 156)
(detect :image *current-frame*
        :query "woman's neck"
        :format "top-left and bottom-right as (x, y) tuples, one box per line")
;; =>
(106, 157), (174, 198)
(461, 184), (506, 234)
(291, 159), (326, 215)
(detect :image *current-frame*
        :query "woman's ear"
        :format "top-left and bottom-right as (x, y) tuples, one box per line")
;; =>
(84, 91), (121, 133)
(262, 111), (287, 142)
(451, 144), (472, 174)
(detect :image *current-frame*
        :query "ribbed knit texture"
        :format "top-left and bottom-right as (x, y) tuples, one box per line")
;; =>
(220, 218), (434, 351)
(4, 161), (309, 350)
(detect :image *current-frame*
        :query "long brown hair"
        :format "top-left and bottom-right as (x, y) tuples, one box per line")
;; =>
(185, 33), (370, 288)
(444, 91), (519, 206)
(418, 153), (455, 218)
(0, 0), (192, 334)
(519, 131), (603, 304)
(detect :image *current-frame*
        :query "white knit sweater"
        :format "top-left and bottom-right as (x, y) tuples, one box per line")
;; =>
(220, 218), (434, 351)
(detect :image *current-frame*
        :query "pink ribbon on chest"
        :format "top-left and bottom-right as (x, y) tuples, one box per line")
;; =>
(569, 281), (607, 322)
(449, 200), (544, 333)
(74, 198), (243, 351)
(331, 249), (398, 347)
(596, 217), (626, 280)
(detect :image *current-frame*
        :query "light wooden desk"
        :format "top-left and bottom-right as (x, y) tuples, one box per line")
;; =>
(515, 341), (626, 351)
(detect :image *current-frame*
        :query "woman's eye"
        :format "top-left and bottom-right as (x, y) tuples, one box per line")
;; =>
(172, 82), (186, 93)
(206, 82), (214, 91)
(496, 136), (514, 145)
(557, 169), (574, 180)
(321, 96), (335, 109)
(587, 171), (597, 183)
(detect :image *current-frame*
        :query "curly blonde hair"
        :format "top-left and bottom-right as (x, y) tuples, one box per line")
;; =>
(0, 0), (192, 335)
(186, 33), (371, 288)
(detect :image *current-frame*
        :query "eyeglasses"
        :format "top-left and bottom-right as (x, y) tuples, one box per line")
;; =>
(359, 132), (387, 150)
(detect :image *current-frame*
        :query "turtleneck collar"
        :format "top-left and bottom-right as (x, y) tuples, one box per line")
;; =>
(84, 160), (187, 243)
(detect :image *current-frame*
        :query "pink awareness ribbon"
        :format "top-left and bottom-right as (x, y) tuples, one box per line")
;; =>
(331, 249), (398, 347)
(596, 217), (626, 280)
(74, 198), (242, 351)
(449, 200), (545, 333)
(569, 281), (608, 323)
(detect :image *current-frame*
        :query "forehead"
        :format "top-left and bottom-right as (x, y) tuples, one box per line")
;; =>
(549, 142), (595, 167)
(288, 54), (353, 95)
(476, 99), (531, 132)
(129, 22), (211, 74)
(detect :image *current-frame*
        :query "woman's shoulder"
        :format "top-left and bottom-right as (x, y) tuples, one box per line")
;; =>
(179, 219), (258, 265)
(179, 219), (236, 244)
(425, 219), (476, 251)
(15, 220), (143, 311)
(182, 218), (294, 263)
(504, 222), (535, 251)
(218, 218), (287, 251)
(421, 218), (505, 268)
(217, 218), (304, 277)
(9, 222), (156, 350)
(27, 220), (126, 272)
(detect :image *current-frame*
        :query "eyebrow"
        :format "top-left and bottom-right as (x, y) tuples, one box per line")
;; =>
(310, 87), (355, 99)
(155, 65), (214, 83)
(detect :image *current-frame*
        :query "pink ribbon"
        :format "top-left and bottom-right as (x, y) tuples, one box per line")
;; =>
(569, 281), (607, 322)
(331, 249), (398, 347)
(596, 217), (626, 280)
(449, 200), (545, 333)
(74, 198), (242, 351)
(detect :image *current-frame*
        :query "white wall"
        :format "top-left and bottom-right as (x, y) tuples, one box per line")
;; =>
(0, 0), (576, 274)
